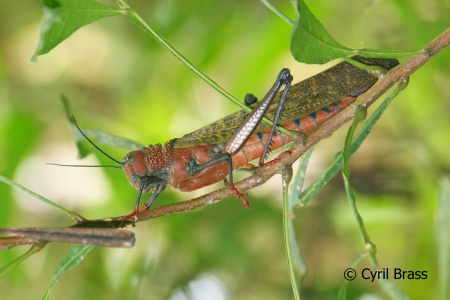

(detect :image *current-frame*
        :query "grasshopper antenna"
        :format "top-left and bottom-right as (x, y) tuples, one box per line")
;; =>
(70, 115), (122, 165)
(48, 116), (122, 168)
(46, 163), (121, 168)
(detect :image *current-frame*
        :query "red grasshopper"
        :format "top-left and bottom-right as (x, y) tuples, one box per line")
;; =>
(72, 56), (398, 224)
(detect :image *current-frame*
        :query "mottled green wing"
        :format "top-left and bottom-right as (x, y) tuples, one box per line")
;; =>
(174, 58), (398, 148)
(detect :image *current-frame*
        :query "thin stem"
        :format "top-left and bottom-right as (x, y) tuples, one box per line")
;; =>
(260, 0), (294, 26)
(342, 106), (371, 243)
(115, 1), (245, 110)
(291, 146), (314, 204)
(282, 165), (301, 300)
(342, 106), (407, 299)
(115, 1), (295, 138)
(337, 252), (368, 299)
(0, 175), (85, 223)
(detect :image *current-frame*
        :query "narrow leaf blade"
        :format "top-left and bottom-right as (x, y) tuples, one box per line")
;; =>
(43, 245), (94, 299)
(61, 96), (143, 159)
(0, 174), (82, 220)
(0, 242), (46, 278)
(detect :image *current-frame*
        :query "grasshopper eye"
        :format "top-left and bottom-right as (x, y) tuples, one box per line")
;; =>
(126, 153), (136, 164)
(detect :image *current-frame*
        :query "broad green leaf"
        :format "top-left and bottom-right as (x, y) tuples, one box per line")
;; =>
(290, 0), (420, 64)
(32, 0), (123, 61)
(290, 0), (352, 63)
(43, 245), (94, 300)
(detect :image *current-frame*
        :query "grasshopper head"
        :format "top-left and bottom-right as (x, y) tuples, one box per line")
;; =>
(121, 145), (168, 192)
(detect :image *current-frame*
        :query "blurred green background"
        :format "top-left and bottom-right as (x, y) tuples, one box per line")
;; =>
(0, 0), (449, 299)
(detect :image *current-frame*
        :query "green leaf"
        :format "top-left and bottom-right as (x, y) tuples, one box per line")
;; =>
(290, 0), (353, 63)
(43, 245), (94, 300)
(290, 0), (420, 64)
(290, 146), (314, 204)
(32, 0), (123, 61)
(61, 95), (91, 158)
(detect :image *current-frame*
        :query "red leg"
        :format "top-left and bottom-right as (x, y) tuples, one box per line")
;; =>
(120, 209), (139, 228)
(263, 150), (293, 167)
(239, 163), (258, 170)
(224, 179), (250, 208)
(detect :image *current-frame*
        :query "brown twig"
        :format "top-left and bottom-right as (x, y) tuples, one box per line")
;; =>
(0, 228), (135, 249)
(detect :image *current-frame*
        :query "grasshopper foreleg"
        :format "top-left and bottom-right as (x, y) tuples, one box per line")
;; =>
(184, 69), (293, 207)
